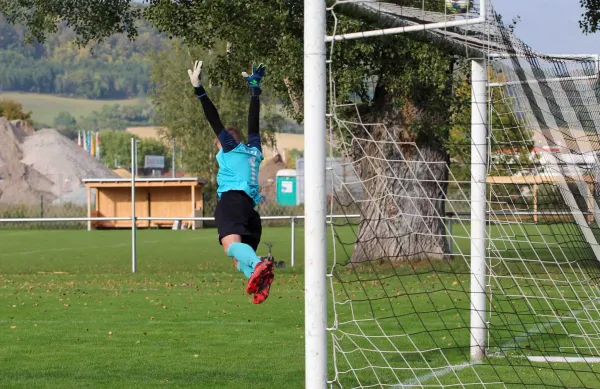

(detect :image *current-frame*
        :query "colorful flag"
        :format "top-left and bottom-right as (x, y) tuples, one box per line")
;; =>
(95, 132), (100, 159)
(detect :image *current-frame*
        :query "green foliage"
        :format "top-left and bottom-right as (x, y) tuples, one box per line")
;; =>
(0, 98), (32, 122)
(0, 0), (140, 45)
(99, 130), (169, 169)
(447, 63), (533, 181)
(53, 111), (76, 128)
(78, 102), (155, 132)
(0, 15), (167, 99)
(285, 148), (303, 169)
(53, 111), (77, 138)
(50, 102), (155, 140)
(580, 0), (600, 34)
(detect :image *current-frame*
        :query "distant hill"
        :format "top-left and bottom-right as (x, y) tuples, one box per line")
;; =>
(0, 15), (168, 99)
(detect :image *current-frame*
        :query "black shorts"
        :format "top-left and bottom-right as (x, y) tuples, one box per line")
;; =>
(214, 191), (262, 251)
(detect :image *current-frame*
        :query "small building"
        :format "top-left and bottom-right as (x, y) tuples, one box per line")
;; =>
(276, 169), (298, 206)
(83, 177), (207, 230)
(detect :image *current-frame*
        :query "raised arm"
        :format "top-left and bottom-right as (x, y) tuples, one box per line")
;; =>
(242, 62), (266, 152)
(187, 60), (237, 151)
(247, 93), (261, 151)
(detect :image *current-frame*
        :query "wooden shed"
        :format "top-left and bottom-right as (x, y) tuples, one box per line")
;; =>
(83, 178), (207, 230)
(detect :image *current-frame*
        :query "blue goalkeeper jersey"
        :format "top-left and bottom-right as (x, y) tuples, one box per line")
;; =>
(216, 143), (264, 206)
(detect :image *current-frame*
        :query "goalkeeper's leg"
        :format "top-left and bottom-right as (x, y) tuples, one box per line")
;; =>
(223, 235), (273, 295)
(215, 191), (274, 302)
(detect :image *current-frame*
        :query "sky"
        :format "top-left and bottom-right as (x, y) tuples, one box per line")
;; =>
(491, 0), (600, 55)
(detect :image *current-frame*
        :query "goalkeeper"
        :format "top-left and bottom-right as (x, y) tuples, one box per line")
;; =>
(187, 59), (274, 304)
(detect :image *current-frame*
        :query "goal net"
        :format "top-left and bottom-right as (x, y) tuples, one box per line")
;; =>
(324, 1), (600, 388)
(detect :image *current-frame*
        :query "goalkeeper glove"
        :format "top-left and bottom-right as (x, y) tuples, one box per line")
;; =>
(242, 62), (266, 95)
(187, 60), (203, 88)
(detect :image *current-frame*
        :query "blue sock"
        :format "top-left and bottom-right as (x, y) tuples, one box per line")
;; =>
(227, 242), (261, 274)
(236, 262), (254, 279)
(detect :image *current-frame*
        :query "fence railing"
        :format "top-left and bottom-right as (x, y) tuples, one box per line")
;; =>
(0, 214), (361, 271)
(0, 209), (588, 271)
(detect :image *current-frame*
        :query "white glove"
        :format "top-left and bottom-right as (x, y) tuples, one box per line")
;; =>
(187, 60), (203, 88)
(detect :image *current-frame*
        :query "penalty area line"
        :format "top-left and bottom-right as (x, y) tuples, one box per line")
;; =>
(394, 362), (473, 389)
(528, 356), (600, 363)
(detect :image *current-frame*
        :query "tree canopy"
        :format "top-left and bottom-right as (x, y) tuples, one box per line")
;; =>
(0, 14), (167, 98)
(0, 99), (32, 122)
(580, 0), (600, 34)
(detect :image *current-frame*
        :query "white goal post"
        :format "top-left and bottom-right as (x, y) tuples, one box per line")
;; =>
(303, 1), (489, 388)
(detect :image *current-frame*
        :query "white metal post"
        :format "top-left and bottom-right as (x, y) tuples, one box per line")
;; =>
(172, 137), (176, 178)
(131, 138), (138, 273)
(291, 216), (296, 267)
(304, 0), (328, 387)
(470, 59), (488, 362)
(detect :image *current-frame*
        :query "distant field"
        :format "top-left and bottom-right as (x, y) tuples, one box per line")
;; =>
(0, 92), (145, 125)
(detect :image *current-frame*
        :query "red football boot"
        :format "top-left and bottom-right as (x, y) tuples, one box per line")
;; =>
(246, 260), (274, 295)
(253, 272), (275, 304)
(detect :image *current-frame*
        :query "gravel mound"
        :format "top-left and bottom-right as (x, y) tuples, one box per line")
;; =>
(0, 119), (117, 204)
(21, 128), (117, 198)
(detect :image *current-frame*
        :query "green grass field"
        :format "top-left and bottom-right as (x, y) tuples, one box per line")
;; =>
(1, 224), (600, 388)
(0, 92), (144, 125)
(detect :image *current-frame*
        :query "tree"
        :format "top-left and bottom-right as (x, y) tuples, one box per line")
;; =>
(580, 0), (600, 34)
(54, 111), (76, 128)
(0, 99), (32, 122)
(99, 130), (134, 168)
(285, 149), (303, 169)
(53, 111), (78, 139)
(99, 130), (168, 169)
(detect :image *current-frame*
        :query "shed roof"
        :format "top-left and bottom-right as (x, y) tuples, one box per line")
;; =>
(83, 177), (207, 188)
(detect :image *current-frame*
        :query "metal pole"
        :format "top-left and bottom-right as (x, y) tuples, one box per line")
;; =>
(131, 138), (137, 273)
(470, 59), (488, 362)
(304, 0), (327, 387)
(447, 216), (453, 254)
(172, 137), (176, 178)
(291, 217), (296, 267)
(326, 4), (486, 43)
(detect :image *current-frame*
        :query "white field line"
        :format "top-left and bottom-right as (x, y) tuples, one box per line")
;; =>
(528, 356), (600, 363)
(0, 236), (212, 257)
(394, 362), (473, 389)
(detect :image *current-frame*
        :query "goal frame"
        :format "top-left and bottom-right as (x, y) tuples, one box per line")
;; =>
(303, 1), (489, 388)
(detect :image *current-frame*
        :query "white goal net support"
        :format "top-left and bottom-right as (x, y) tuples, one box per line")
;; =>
(303, 0), (600, 388)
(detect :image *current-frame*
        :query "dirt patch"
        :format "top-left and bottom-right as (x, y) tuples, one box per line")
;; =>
(0, 118), (117, 204)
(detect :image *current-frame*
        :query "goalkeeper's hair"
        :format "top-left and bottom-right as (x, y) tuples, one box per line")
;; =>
(214, 127), (243, 148)
(225, 127), (242, 142)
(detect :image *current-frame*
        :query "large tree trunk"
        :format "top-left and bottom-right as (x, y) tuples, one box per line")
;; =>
(348, 93), (450, 263)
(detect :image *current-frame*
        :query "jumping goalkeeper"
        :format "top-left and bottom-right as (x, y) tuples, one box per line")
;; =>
(187, 59), (274, 304)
